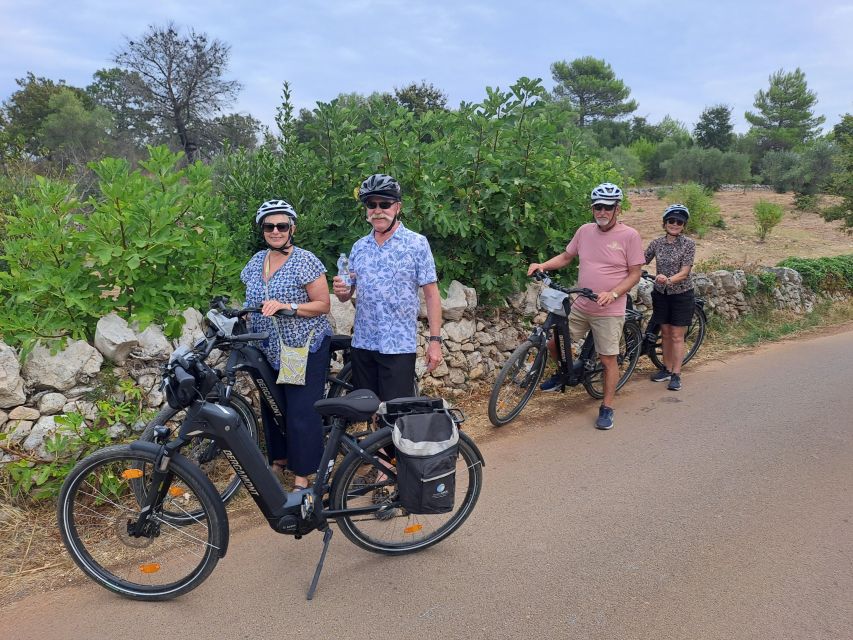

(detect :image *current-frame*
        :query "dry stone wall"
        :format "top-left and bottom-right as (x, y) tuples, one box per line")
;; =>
(0, 266), (840, 462)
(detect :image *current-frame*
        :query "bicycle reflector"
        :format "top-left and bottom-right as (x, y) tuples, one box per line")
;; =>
(121, 469), (144, 479)
(139, 563), (161, 574)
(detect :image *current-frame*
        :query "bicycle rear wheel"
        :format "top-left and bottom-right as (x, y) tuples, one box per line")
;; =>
(331, 429), (482, 554)
(648, 305), (707, 370)
(582, 321), (642, 400)
(58, 444), (225, 601)
(488, 340), (546, 427)
(138, 392), (258, 514)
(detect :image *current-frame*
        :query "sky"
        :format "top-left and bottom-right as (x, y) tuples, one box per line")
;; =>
(1, 0), (851, 135)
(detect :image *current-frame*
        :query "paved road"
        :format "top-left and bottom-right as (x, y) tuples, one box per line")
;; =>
(4, 330), (852, 640)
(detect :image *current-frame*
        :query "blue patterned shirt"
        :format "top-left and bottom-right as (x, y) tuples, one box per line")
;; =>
(241, 247), (332, 368)
(349, 223), (437, 354)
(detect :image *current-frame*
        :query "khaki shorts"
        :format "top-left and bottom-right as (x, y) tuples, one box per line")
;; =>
(568, 306), (625, 356)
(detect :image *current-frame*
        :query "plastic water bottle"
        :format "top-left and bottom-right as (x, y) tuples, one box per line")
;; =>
(337, 253), (351, 286)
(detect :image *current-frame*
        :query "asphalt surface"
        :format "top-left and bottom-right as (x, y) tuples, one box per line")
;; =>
(4, 330), (852, 640)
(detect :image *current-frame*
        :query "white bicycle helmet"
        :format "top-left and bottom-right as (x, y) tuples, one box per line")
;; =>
(590, 183), (623, 205)
(255, 199), (297, 224)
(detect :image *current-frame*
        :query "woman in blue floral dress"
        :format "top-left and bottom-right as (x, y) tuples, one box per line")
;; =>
(241, 200), (332, 490)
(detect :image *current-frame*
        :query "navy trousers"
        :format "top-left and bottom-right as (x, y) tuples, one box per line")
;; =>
(261, 334), (331, 476)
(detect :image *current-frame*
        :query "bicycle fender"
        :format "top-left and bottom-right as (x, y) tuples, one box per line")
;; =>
(129, 440), (231, 558)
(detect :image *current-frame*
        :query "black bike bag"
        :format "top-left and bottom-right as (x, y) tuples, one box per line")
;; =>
(392, 410), (458, 514)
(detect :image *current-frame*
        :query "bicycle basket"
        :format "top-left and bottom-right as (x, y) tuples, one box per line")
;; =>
(538, 287), (569, 317)
(392, 411), (459, 514)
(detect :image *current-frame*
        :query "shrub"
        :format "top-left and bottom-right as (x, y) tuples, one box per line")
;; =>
(0, 146), (242, 350)
(662, 147), (751, 189)
(215, 78), (615, 303)
(754, 200), (784, 240)
(777, 255), (853, 293)
(602, 146), (643, 185)
(760, 150), (800, 192)
(666, 182), (722, 238)
(793, 193), (820, 212)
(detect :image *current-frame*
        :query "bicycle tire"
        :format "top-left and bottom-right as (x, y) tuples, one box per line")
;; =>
(138, 392), (259, 513)
(488, 340), (547, 427)
(582, 321), (642, 400)
(58, 444), (226, 601)
(648, 305), (707, 370)
(330, 428), (482, 554)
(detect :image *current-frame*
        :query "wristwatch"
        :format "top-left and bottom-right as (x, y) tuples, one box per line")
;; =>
(428, 335), (443, 343)
(290, 303), (299, 312)
(611, 291), (619, 300)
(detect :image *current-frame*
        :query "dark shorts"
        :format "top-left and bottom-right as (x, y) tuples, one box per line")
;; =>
(351, 348), (417, 402)
(651, 289), (695, 327)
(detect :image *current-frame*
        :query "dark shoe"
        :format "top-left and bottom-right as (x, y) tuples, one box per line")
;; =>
(540, 373), (562, 392)
(667, 374), (682, 391)
(595, 405), (614, 430)
(650, 369), (671, 382)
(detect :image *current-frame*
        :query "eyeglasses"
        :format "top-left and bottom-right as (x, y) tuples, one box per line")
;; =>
(592, 203), (616, 212)
(364, 200), (396, 210)
(665, 218), (685, 226)
(262, 222), (292, 233)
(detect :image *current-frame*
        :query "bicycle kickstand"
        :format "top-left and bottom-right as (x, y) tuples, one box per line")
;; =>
(306, 527), (334, 601)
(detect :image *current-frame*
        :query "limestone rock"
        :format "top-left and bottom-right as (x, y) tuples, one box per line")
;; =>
(443, 319), (476, 343)
(136, 324), (171, 358)
(94, 313), (139, 364)
(21, 340), (102, 392)
(441, 281), (469, 321)
(328, 296), (355, 335)
(9, 406), (39, 421)
(0, 342), (26, 408)
(37, 392), (67, 415)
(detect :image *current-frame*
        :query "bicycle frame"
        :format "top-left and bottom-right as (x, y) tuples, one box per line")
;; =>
(153, 397), (392, 536)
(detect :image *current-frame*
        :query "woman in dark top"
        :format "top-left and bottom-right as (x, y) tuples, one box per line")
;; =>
(643, 204), (696, 391)
(241, 199), (332, 490)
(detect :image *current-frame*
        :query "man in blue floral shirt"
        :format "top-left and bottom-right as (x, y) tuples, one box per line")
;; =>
(332, 174), (443, 401)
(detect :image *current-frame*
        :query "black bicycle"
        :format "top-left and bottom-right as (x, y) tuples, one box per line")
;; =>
(57, 324), (484, 601)
(488, 272), (643, 427)
(138, 301), (418, 509)
(631, 271), (708, 371)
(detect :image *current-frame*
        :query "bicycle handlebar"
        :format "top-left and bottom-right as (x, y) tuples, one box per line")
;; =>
(532, 271), (598, 301)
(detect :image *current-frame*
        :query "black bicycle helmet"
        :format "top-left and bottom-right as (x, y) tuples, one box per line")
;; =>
(255, 199), (297, 225)
(358, 174), (402, 202)
(663, 203), (689, 223)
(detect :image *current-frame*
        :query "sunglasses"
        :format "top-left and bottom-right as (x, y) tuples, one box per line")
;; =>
(592, 203), (616, 212)
(665, 218), (685, 226)
(365, 200), (396, 210)
(262, 222), (292, 233)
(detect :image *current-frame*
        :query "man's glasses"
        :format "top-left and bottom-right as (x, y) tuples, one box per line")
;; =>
(592, 203), (616, 212)
(262, 222), (292, 233)
(665, 218), (685, 226)
(365, 200), (396, 210)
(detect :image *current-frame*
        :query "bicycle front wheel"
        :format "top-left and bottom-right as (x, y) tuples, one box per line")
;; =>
(582, 321), (642, 400)
(488, 340), (546, 427)
(138, 392), (259, 511)
(649, 305), (708, 370)
(58, 444), (225, 601)
(331, 429), (483, 555)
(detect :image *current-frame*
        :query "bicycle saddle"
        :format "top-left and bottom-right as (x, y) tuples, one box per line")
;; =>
(313, 389), (380, 421)
(330, 335), (352, 352)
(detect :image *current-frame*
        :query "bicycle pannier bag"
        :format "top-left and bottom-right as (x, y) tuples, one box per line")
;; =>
(392, 411), (459, 514)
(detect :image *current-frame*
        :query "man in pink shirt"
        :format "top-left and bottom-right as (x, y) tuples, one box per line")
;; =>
(527, 183), (643, 430)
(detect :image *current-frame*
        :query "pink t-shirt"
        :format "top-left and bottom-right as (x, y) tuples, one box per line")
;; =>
(565, 222), (645, 317)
